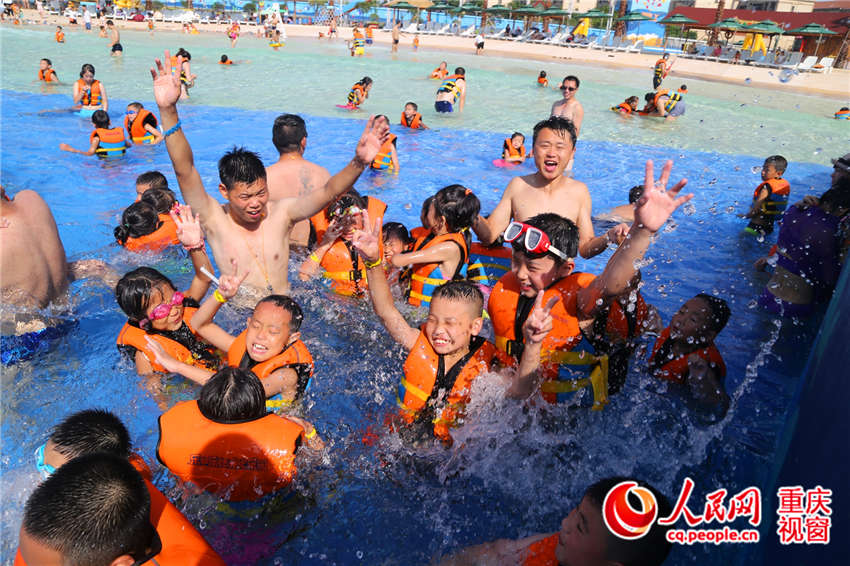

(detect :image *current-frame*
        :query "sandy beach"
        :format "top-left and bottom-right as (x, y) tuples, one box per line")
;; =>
(11, 8), (849, 99)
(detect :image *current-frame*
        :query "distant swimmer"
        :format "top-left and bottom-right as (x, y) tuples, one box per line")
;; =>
(501, 132), (527, 164)
(435, 67), (466, 113)
(537, 70), (548, 87)
(743, 154), (790, 236)
(106, 20), (122, 56)
(73, 63), (107, 114)
(835, 106), (849, 120)
(59, 109), (126, 158)
(550, 75), (584, 138)
(124, 102), (163, 145)
(37, 58), (58, 82)
(400, 101), (427, 129)
(171, 48), (196, 100)
(219, 54), (234, 65)
(596, 184), (644, 224)
(345, 76), (372, 109)
(653, 53), (675, 89)
(228, 21), (240, 47)
(430, 61), (448, 79)
(391, 20), (401, 53)
(55, 25), (64, 43)
(370, 115), (399, 172)
(611, 95), (639, 115)
(641, 85), (687, 121)
(353, 25), (366, 56)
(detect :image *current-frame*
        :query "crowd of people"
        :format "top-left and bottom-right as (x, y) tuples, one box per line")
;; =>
(2, 12), (849, 563)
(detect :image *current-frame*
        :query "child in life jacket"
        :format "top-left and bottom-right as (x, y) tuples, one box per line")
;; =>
(25, 409), (226, 566)
(55, 25), (65, 42)
(72, 63), (107, 113)
(348, 215), (549, 447)
(115, 206), (218, 376)
(537, 70), (548, 87)
(370, 115), (399, 171)
(382, 221), (413, 295)
(648, 294), (730, 417)
(487, 160), (694, 409)
(115, 190), (181, 253)
(148, 263), (314, 409)
(430, 61), (449, 79)
(59, 109), (125, 158)
(37, 58), (58, 82)
(157, 367), (323, 502)
(400, 101), (427, 129)
(299, 191), (387, 297)
(611, 95), (639, 115)
(135, 170), (170, 201)
(744, 155), (791, 236)
(17, 453), (226, 566)
(347, 76), (372, 108)
(392, 185), (480, 307)
(125, 102), (163, 145)
(502, 132), (528, 164)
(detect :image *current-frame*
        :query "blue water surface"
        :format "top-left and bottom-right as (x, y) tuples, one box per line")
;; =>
(0, 89), (835, 565)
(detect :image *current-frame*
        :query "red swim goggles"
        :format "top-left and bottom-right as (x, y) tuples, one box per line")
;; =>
(140, 291), (184, 327)
(503, 221), (568, 260)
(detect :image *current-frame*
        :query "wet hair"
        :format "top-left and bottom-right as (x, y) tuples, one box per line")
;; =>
(382, 222), (411, 246)
(420, 195), (434, 228)
(218, 147), (267, 191)
(538, 70), (547, 78)
(22, 454), (152, 566)
(328, 190), (368, 220)
(432, 184), (480, 234)
(272, 114), (307, 154)
(819, 179), (850, 212)
(840, 107), (850, 112)
(405, 101), (418, 111)
(532, 116), (578, 149)
(764, 155), (787, 174)
(220, 54), (229, 62)
(48, 410), (131, 461)
(135, 171), (169, 192)
(454, 67), (465, 76)
(255, 295), (304, 333)
(91, 109), (110, 129)
(679, 84), (688, 91)
(375, 114), (390, 125)
(644, 92), (656, 102)
(57, 25), (62, 30)
(198, 367), (266, 423)
(140, 188), (176, 215)
(514, 213), (579, 264)
(628, 185), (645, 204)
(432, 280), (483, 314)
(106, 19), (114, 25)
(41, 58), (52, 66)
(115, 267), (175, 324)
(175, 48), (191, 60)
(114, 202), (161, 246)
(695, 293), (730, 334)
(126, 102), (143, 112)
(511, 132), (525, 142)
(584, 477), (673, 566)
(561, 75), (580, 88)
(662, 53), (669, 59)
(359, 76), (373, 87)
(626, 95), (640, 106)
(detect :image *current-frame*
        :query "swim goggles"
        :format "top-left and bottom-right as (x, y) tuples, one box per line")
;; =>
(503, 221), (568, 260)
(140, 291), (184, 327)
(329, 205), (364, 219)
(35, 443), (56, 479)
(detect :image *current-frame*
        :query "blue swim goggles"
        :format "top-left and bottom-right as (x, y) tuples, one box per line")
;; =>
(34, 443), (56, 479)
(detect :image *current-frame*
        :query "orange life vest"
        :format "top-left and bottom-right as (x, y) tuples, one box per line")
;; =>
(537, 76), (548, 87)
(400, 112), (423, 129)
(467, 242), (512, 287)
(654, 59), (668, 78)
(409, 226), (429, 240)
(523, 533), (558, 566)
(366, 27), (373, 38)
(398, 330), (509, 445)
(430, 67), (448, 79)
(226, 330), (313, 397)
(649, 327), (726, 385)
(407, 231), (470, 307)
(310, 196), (386, 250)
(503, 139), (526, 159)
(752, 178), (791, 216)
(321, 238), (381, 296)
(124, 108), (159, 143)
(116, 306), (217, 373)
(371, 134), (398, 170)
(76, 78), (102, 106)
(219, 59), (233, 65)
(613, 102), (633, 114)
(652, 89), (669, 108)
(348, 83), (366, 106)
(122, 214), (180, 252)
(56, 31), (65, 43)
(157, 400), (304, 501)
(835, 109), (850, 120)
(89, 126), (126, 157)
(38, 68), (57, 82)
(605, 293), (648, 343)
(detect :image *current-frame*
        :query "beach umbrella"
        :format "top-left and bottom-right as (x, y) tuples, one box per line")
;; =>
(385, 1), (418, 9)
(485, 6), (510, 16)
(658, 13), (697, 44)
(707, 18), (744, 31)
(785, 22), (837, 57)
(744, 20), (784, 35)
(616, 10), (652, 22)
(577, 8), (607, 19)
(513, 6), (543, 29)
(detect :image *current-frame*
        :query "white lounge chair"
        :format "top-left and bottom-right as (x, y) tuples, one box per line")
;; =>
(779, 52), (804, 69)
(625, 40), (643, 53)
(402, 22), (418, 34)
(602, 38), (622, 52)
(810, 57), (835, 73)
(433, 23), (452, 35)
(459, 25), (476, 37)
(486, 28), (507, 40)
(795, 56), (819, 71)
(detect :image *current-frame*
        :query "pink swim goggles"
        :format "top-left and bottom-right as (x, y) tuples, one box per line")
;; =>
(140, 291), (184, 327)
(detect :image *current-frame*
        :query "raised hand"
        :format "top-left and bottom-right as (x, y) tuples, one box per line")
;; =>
(218, 258), (249, 299)
(350, 211), (382, 263)
(522, 292), (559, 345)
(607, 223), (629, 246)
(149, 50), (182, 109)
(170, 204), (204, 249)
(320, 217), (345, 246)
(354, 116), (390, 167)
(633, 160), (693, 233)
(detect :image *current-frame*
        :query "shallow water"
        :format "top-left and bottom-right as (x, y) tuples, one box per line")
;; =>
(0, 24), (840, 566)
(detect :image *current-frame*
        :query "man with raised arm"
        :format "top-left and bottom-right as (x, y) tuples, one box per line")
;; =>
(150, 50), (388, 297)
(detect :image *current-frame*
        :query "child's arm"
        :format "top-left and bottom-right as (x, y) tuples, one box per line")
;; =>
(389, 142), (400, 172)
(506, 292), (558, 399)
(144, 122), (164, 144)
(285, 415), (325, 451)
(189, 260), (247, 352)
(171, 204), (213, 302)
(685, 354), (729, 414)
(351, 212), (419, 350)
(72, 80), (83, 105)
(298, 220), (343, 280)
(389, 240), (460, 271)
(745, 187), (770, 218)
(472, 184), (514, 244)
(59, 137), (99, 156)
(143, 336), (215, 385)
(578, 160), (692, 317)
(575, 186), (629, 259)
(100, 84), (109, 112)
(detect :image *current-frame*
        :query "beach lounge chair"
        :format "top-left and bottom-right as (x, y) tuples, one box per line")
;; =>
(459, 25), (476, 37)
(602, 38), (622, 52)
(432, 23), (452, 35)
(778, 52), (803, 69)
(403, 22), (418, 34)
(486, 28), (507, 40)
(625, 40), (643, 53)
(615, 39), (634, 52)
(810, 57), (835, 73)
(795, 56), (819, 72)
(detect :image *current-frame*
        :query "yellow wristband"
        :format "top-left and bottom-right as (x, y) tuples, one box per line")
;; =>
(213, 289), (228, 303)
(304, 428), (317, 439)
(364, 257), (382, 269)
(309, 253), (320, 263)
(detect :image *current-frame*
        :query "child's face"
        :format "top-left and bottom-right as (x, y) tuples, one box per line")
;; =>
(629, 99), (638, 110)
(336, 209), (364, 241)
(383, 235), (405, 261)
(425, 202), (443, 234)
(39, 60), (49, 70)
(554, 496), (610, 566)
(81, 70), (94, 84)
(145, 284), (184, 332)
(404, 105), (416, 118)
(532, 128), (575, 181)
(245, 303), (293, 363)
(425, 297), (482, 356)
(511, 136), (524, 149)
(669, 297), (713, 344)
(761, 163), (780, 181)
(511, 251), (573, 298)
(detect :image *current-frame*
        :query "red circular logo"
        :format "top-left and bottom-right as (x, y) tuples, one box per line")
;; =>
(602, 481), (659, 540)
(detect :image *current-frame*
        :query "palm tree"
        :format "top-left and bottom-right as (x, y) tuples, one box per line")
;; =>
(615, 0), (626, 38)
(708, 0), (724, 46)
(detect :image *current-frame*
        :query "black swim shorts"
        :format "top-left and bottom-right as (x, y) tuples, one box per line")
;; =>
(111, 42), (123, 52)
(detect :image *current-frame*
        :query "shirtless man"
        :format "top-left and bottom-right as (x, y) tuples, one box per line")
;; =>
(391, 20), (401, 53)
(0, 187), (112, 333)
(151, 50), (388, 300)
(550, 75), (584, 137)
(266, 114), (331, 247)
(106, 20), (122, 56)
(472, 117), (628, 259)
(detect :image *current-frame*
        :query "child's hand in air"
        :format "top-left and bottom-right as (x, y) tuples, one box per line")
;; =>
(218, 259), (249, 300)
(350, 211), (382, 263)
(354, 116), (390, 167)
(521, 292), (559, 345)
(171, 204), (204, 250)
(633, 160), (692, 233)
(150, 49), (183, 108)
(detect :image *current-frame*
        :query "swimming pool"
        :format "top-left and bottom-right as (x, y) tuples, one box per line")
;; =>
(0, 25), (841, 565)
